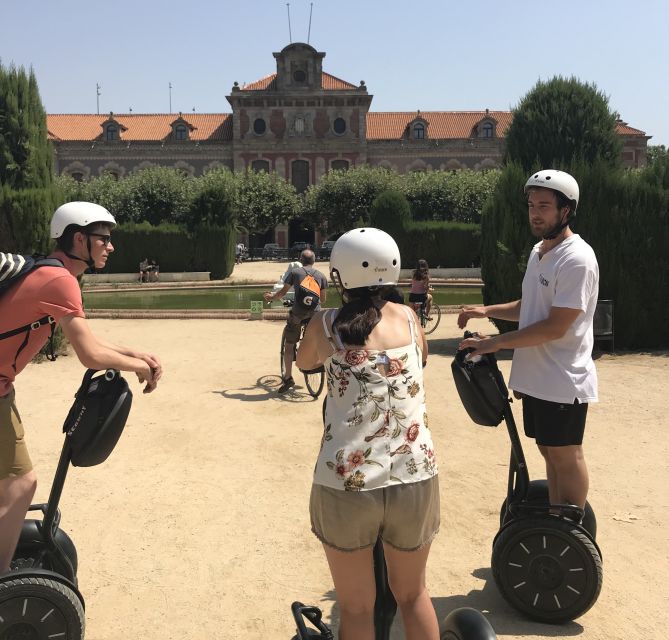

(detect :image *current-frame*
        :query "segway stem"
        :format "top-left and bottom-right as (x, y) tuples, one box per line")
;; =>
(502, 405), (530, 504)
(42, 440), (73, 538)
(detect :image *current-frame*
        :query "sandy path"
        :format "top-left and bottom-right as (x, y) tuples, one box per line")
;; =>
(14, 315), (669, 639)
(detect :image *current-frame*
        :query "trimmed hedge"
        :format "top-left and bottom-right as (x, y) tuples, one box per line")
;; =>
(103, 222), (235, 279)
(398, 221), (480, 269)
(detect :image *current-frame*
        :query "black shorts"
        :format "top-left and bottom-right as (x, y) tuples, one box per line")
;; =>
(522, 395), (588, 446)
(408, 293), (427, 304)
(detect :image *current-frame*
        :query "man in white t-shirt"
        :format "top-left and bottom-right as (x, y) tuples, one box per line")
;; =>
(457, 170), (599, 510)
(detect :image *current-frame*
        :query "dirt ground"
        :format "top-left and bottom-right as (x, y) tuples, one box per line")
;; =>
(14, 261), (669, 639)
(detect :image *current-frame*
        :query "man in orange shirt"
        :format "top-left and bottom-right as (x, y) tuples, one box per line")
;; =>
(0, 202), (163, 573)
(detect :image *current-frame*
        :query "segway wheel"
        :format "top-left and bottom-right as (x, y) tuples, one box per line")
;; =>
(491, 517), (602, 623)
(499, 480), (597, 539)
(0, 575), (84, 639)
(441, 607), (497, 639)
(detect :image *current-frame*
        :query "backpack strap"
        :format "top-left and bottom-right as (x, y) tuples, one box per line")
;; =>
(0, 255), (64, 369)
(0, 316), (57, 370)
(321, 309), (343, 350)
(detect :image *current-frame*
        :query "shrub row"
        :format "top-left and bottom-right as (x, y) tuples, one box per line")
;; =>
(106, 222), (234, 280)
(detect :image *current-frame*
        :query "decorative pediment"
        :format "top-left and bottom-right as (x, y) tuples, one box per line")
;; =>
(472, 109), (498, 138)
(170, 114), (197, 141)
(406, 111), (429, 139)
(100, 112), (127, 141)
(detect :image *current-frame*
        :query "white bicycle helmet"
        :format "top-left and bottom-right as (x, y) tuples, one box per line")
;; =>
(51, 202), (117, 239)
(524, 170), (579, 211)
(330, 228), (401, 290)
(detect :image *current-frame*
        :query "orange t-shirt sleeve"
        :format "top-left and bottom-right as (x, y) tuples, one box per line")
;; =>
(37, 274), (86, 321)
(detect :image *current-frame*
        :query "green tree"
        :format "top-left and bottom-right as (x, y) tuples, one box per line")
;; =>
(303, 166), (400, 232)
(479, 163), (531, 333)
(0, 61), (57, 252)
(505, 76), (622, 172)
(369, 189), (410, 238)
(121, 167), (194, 225)
(404, 169), (500, 223)
(234, 169), (299, 232)
(646, 144), (667, 165)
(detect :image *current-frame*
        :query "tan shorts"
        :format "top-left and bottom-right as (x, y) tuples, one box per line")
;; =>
(310, 476), (440, 552)
(0, 390), (33, 479)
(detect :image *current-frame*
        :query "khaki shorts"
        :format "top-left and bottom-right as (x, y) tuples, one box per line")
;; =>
(0, 390), (33, 479)
(310, 476), (440, 552)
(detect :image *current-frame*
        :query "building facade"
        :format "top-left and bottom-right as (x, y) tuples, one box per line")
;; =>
(47, 43), (651, 246)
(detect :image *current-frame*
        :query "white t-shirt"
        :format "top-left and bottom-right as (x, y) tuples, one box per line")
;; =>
(509, 234), (599, 404)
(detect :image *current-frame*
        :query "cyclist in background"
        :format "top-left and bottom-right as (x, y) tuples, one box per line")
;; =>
(264, 249), (328, 394)
(409, 259), (433, 318)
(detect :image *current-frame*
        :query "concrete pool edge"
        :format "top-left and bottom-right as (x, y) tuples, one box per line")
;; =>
(86, 305), (465, 320)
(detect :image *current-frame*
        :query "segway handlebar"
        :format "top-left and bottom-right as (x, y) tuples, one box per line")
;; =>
(291, 601), (334, 639)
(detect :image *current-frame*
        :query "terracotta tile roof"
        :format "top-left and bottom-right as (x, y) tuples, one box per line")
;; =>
(46, 114), (232, 141)
(241, 72), (357, 91)
(614, 120), (647, 136)
(366, 111), (514, 140)
(46, 111), (646, 142)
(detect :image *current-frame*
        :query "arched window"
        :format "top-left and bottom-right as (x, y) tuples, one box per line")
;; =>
(331, 159), (349, 171)
(175, 124), (189, 140)
(251, 159), (270, 173)
(71, 172), (84, 182)
(482, 122), (494, 138)
(291, 160), (310, 194)
(413, 123), (425, 139)
(106, 125), (118, 141)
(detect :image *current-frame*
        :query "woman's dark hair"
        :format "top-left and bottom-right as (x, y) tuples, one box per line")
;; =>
(413, 259), (429, 281)
(333, 286), (397, 346)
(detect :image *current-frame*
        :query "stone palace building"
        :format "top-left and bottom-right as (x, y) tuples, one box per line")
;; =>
(47, 43), (651, 247)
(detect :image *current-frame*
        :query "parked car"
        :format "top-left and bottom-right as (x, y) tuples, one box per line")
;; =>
(319, 240), (336, 259)
(262, 243), (281, 259)
(290, 241), (310, 258)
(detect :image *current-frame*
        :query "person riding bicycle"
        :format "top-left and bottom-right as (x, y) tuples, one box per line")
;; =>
(0, 201), (163, 574)
(408, 259), (433, 319)
(263, 249), (327, 394)
(296, 228), (440, 640)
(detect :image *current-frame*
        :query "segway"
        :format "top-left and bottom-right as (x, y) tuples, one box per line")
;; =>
(451, 334), (602, 623)
(0, 369), (133, 640)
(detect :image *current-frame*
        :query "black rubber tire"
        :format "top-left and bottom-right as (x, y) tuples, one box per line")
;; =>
(423, 304), (441, 335)
(304, 370), (325, 398)
(491, 517), (603, 623)
(0, 575), (85, 640)
(499, 479), (597, 539)
(441, 607), (497, 639)
(280, 326), (288, 379)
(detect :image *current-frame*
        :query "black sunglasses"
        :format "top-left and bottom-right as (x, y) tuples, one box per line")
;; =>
(87, 232), (112, 246)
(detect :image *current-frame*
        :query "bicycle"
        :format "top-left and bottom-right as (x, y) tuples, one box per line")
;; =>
(280, 318), (325, 398)
(411, 300), (441, 335)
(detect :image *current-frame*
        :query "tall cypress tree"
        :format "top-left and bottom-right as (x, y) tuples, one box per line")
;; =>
(0, 61), (56, 251)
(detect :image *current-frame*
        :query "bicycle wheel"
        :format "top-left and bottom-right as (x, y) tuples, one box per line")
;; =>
(304, 368), (325, 398)
(423, 303), (441, 334)
(280, 326), (288, 379)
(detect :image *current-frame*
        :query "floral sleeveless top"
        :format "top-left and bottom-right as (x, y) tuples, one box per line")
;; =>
(313, 306), (438, 492)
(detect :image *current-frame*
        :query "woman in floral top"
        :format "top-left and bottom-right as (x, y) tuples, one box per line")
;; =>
(297, 228), (440, 640)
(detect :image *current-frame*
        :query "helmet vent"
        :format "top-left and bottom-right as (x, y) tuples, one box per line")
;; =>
(392, 259), (397, 266)
(362, 261), (369, 268)
(545, 176), (551, 181)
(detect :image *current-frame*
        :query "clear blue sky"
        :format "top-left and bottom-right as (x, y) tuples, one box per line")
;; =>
(3, 0), (668, 146)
